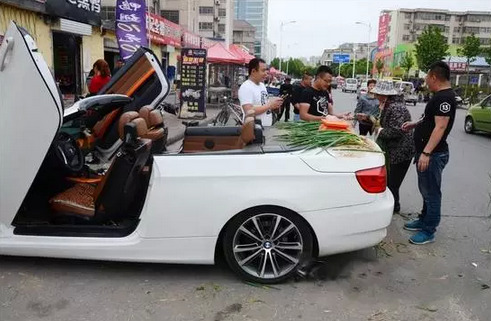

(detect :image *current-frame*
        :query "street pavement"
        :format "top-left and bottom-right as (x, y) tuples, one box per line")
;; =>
(1, 91), (490, 321)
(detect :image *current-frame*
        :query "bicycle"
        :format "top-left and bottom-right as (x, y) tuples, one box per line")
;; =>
(213, 97), (245, 126)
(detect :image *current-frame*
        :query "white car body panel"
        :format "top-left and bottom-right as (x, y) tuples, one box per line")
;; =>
(0, 22), (62, 227)
(0, 22), (394, 266)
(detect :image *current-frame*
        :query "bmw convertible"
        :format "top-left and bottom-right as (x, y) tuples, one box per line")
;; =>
(0, 22), (393, 283)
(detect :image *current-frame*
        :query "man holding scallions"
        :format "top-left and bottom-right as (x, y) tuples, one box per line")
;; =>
(299, 66), (351, 121)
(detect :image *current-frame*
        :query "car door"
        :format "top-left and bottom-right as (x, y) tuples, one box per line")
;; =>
(473, 96), (491, 132)
(0, 22), (63, 234)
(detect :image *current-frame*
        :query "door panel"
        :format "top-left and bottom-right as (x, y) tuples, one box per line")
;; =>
(0, 22), (63, 230)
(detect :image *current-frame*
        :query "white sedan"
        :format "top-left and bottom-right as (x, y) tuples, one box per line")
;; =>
(0, 22), (393, 284)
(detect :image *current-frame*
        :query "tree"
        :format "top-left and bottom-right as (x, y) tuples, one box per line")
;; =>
(376, 59), (384, 77)
(400, 52), (414, 79)
(458, 34), (482, 95)
(482, 46), (491, 66)
(414, 26), (449, 72)
(270, 58), (280, 70)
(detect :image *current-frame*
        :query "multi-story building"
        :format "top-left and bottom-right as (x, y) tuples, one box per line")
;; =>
(104, 0), (234, 45)
(234, 0), (269, 59)
(233, 19), (256, 54)
(375, 8), (491, 77)
(380, 8), (491, 50)
(263, 38), (277, 64)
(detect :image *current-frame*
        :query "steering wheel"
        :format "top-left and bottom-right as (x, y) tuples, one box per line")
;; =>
(52, 132), (84, 173)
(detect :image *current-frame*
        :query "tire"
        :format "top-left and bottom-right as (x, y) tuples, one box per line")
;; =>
(464, 117), (474, 134)
(223, 208), (313, 284)
(413, 101), (417, 106)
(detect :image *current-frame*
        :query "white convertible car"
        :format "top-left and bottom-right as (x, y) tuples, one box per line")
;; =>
(0, 22), (393, 283)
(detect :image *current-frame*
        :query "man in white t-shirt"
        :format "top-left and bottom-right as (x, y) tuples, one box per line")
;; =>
(238, 58), (283, 126)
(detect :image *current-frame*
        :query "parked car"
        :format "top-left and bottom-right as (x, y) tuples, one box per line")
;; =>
(464, 94), (491, 134)
(331, 78), (338, 89)
(0, 22), (393, 284)
(395, 81), (418, 106)
(357, 81), (368, 100)
(342, 78), (358, 93)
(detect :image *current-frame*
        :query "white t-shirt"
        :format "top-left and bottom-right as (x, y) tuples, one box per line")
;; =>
(238, 79), (272, 126)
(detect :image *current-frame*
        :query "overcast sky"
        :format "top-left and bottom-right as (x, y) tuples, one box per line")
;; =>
(268, 0), (491, 59)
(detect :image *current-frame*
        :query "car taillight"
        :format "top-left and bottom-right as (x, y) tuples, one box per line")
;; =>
(356, 166), (387, 193)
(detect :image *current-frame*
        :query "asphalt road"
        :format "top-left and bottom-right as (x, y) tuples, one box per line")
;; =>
(1, 91), (490, 321)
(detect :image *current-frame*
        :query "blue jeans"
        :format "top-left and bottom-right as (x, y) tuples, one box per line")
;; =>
(293, 114), (300, 122)
(417, 152), (449, 234)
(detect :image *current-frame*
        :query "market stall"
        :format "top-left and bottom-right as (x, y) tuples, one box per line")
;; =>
(206, 42), (244, 104)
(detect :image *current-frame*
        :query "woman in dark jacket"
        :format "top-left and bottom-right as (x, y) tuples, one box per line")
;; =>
(372, 81), (415, 213)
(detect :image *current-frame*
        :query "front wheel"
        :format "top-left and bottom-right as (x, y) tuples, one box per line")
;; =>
(464, 117), (474, 134)
(223, 208), (313, 284)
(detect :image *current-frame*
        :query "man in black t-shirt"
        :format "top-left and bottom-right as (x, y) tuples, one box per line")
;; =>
(291, 73), (313, 121)
(402, 61), (456, 245)
(299, 66), (350, 121)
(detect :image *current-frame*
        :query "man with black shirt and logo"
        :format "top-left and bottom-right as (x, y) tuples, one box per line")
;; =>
(402, 61), (456, 245)
(291, 73), (313, 122)
(299, 66), (350, 121)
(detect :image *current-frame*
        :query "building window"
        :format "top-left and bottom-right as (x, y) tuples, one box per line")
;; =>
(405, 13), (412, 19)
(101, 6), (115, 21)
(219, 8), (226, 17)
(199, 6), (214, 15)
(452, 37), (460, 44)
(218, 24), (225, 33)
(161, 10), (179, 24)
(404, 24), (411, 30)
(199, 22), (213, 30)
(480, 38), (490, 45)
(402, 35), (410, 41)
(454, 27), (461, 33)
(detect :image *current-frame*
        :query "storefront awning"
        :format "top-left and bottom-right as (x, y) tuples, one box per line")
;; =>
(207, 42), (244, 64)
(229, 44), (255, 64)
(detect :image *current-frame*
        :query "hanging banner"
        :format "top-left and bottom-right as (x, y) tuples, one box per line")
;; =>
(115, 0), (148, 61)
(377, 12), (390, 50)
(146, 13), (181, 47)
(179, 48), (207, 119)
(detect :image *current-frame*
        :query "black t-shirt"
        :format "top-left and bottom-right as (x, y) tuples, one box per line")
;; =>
(300, 87), (330, 117)
(291, 84), (306, 114)
(414, 88), (456, 153)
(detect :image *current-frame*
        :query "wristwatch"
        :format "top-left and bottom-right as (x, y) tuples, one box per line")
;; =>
(422, 151), (431, 157)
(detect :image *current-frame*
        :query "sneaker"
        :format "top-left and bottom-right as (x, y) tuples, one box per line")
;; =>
(403, 220), (423, 231)
(409, 231), (435, 245)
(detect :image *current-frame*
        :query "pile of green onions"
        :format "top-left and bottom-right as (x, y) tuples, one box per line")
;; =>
(275, 121), (366, 150)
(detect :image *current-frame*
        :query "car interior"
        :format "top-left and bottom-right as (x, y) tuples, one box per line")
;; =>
(11, 47), (290, 238)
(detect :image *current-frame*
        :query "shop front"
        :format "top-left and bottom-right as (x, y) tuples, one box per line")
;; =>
(45, 0), (102, 101)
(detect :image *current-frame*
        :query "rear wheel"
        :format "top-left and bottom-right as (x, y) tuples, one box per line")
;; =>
(223, 208), (313, 284)
(464, 117), (474, 134)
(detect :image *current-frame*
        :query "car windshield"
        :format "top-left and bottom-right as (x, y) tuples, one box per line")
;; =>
(347, 79), (357, 84)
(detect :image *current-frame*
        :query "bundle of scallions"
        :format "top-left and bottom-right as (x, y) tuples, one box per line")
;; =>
(275, 121), (366, 150)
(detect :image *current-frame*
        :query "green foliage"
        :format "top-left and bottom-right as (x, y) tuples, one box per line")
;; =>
(338, 59), (373, 78)
(400, 53), (414, 78)
(414, 26), (449, 71)
(482, 46), (491, 66)
(458, 34), (482, 64)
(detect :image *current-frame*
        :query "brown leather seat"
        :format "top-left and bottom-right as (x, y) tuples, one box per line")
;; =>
(138, 106), (166, 153)
(50, 117), (152, 220)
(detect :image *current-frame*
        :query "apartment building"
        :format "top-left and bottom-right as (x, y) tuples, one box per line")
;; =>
(380, 8), (491, 50)
(234, 0), (268, 59)
(233, 19), (255, 54)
